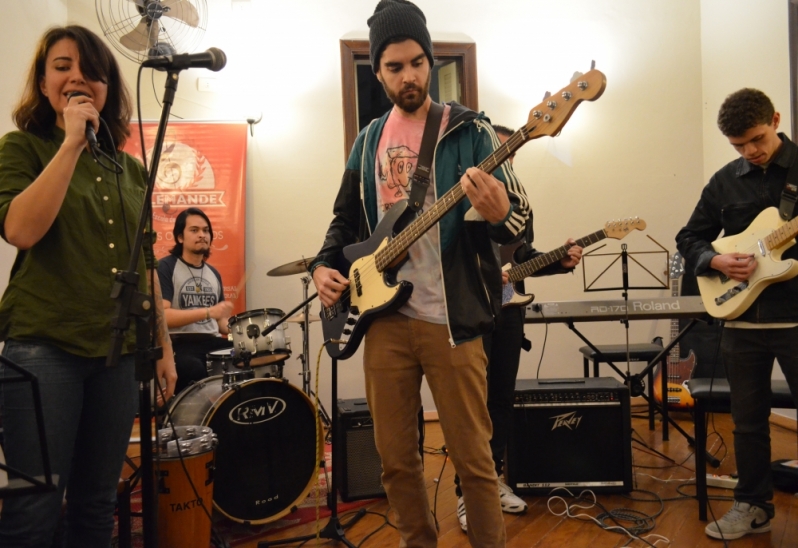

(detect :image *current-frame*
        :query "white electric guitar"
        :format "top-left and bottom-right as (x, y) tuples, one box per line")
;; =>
(697, 206), (798, 319)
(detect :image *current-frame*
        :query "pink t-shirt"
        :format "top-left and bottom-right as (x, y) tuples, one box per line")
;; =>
(374, 105), (451, 324)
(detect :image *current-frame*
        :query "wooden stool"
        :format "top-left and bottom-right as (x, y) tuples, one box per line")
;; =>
(578, 343), (668, 435)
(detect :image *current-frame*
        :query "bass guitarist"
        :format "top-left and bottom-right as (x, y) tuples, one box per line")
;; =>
(676, 88), (798, 541)
(309, 2), (529, 546)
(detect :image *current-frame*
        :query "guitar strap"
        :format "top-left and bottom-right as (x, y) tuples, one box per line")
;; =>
(778, 149), (798, 220)
(408, 102), (444, 212)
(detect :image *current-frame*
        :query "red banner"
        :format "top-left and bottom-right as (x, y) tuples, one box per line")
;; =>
(124, 122), (247, 313)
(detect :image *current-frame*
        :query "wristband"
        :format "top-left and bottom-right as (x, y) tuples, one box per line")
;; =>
(205, 308), (210, 321)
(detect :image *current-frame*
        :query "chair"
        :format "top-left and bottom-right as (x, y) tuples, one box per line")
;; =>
(688, 377), (796, 521)
(578, 343), (668, 434)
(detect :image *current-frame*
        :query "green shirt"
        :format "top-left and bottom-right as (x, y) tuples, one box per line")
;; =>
(0, 128), (153, 357)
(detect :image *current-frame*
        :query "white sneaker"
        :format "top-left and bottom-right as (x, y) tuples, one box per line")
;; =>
(705, 501), (771, 540)
(498, 480), (527, 514)
(457, 496), (467, 533)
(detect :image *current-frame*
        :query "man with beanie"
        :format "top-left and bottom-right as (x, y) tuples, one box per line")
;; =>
(310, 2), (529, 546)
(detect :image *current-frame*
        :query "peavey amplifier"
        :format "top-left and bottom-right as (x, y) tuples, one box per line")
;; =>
(506, 377), (632, 495)
(335, 398), (424, 502)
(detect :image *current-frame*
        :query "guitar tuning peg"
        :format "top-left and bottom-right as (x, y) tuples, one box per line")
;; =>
(570, 71), (583, 83)
(591, 59), (596, 70)
(542, 91), (551, 100)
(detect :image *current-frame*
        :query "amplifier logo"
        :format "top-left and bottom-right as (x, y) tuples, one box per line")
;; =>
(550, 410), (582, 431)
(229, 397), (286, 425)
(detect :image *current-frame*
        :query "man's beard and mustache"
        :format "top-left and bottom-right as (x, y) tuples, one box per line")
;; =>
(382, 71), (432, 113)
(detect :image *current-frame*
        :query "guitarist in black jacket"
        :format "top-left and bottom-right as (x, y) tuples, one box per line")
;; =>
(676, 88), (798, 541)
(310, 2), (529, 547)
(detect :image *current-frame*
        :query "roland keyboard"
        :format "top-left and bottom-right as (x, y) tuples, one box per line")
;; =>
(524, 296), (708, 324)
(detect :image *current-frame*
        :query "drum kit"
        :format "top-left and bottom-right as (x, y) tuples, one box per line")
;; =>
(166, 255), (331, 525)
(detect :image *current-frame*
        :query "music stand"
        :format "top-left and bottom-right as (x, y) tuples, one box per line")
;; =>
(258, 356), (365, 548)
(573, 237), (717, 464)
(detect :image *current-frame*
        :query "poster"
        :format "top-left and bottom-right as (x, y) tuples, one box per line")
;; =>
(124, 122), (247, 313)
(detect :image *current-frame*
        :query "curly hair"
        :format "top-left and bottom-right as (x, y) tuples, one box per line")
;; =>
(12, 25), (133, 149)
(717, 88), (775, 137)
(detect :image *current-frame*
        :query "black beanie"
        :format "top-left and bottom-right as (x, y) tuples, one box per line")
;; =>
(367, 0), (434, 73)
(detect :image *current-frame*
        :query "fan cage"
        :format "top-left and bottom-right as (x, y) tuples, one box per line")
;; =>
(95, 0), (208, 64)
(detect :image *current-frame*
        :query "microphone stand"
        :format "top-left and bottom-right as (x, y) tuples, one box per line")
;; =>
(106, 69), (183, 548)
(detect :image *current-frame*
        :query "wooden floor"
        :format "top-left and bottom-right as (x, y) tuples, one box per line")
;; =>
(241, 403), (798, 548)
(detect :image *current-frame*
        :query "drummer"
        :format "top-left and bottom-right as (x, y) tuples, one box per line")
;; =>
(158, 207), (234, 394)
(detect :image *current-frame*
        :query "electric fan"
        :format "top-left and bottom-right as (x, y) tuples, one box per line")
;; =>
(95, 0), (208, 63)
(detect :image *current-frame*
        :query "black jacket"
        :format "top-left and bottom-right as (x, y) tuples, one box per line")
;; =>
(675, 133), (798, 323)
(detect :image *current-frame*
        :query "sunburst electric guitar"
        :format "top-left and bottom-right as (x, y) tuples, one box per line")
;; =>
(697, 207), (798, 319)
(320, 69), (607, 359)
(501, 218), (646, 307)
(653, 253), (695, 409)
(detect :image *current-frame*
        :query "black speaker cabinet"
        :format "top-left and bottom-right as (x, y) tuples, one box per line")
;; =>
(506, 377), (632, 495)
(335, 398), (424, 502)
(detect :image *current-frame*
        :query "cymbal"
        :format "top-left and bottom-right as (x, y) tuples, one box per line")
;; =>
(286, 312), (320, 324)
(267, 256), (317, 276)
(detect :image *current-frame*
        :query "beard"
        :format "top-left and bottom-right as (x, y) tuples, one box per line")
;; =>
(381, 71), (432, 113)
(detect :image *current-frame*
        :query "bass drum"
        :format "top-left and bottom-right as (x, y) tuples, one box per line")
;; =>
(168, 376), (323, 524)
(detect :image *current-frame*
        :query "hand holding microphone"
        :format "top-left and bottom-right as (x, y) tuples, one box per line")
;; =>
(65, 91), (99, 149)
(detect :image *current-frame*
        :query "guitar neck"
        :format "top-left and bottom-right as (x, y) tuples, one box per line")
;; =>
(766, 215), (798, 250)
(668, 277), (680, 365)
(507, 229), (606, 283)
(375, 128), (529, 271)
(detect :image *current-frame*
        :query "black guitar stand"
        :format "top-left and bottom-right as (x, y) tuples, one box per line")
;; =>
(578, 242), (720, 467)
(258, 357), (365, 547)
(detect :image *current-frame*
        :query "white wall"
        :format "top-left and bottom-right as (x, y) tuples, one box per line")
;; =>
(0, 0), (792, 418)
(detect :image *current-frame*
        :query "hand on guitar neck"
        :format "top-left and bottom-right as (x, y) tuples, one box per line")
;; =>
(710, 252), (756, 282)
(460, 167), (511, 224)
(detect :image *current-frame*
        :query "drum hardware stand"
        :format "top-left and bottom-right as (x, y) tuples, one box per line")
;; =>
(259, 356), (365, 548)
(297, 275), (332, 428)
(106, 68), (186, 548)
(578, 242), (721, 467)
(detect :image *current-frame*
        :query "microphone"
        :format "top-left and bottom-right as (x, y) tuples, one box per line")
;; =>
(66, 91), (99, 149)
(141, 48), (227, 72)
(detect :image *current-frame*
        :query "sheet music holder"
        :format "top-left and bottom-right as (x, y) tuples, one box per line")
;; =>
(557, 235), (717, 464)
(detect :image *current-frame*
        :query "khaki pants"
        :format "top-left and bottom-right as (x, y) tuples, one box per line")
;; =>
(364, 314), (505, 548)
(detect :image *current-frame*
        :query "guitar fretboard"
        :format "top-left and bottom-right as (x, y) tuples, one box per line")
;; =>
(507, 229), (605, 283)
(765, 216), (798, 250)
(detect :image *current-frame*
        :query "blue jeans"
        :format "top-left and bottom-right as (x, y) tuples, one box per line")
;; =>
(723, 326), (798, 517)
(0, 340), (138, 548)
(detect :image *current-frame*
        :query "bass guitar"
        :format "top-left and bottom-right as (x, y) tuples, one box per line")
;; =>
(321, 69), (607, 359)
(501, 217), (646, 307)
(697, 206), (798, 319)
(653, 252), (695, 409)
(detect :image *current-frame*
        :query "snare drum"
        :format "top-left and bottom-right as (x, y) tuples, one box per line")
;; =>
(207, 348), (284, 379)
(228, 309), (291, 367)
(168, 376), (322, 524)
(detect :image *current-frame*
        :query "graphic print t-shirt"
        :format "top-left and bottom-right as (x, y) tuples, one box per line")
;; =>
(374, 105), (451, 324)
(157, 254), (225, 335)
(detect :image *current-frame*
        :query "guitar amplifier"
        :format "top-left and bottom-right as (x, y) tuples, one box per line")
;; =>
(335, 398), (424, 502)
(506, 377), (632, 495)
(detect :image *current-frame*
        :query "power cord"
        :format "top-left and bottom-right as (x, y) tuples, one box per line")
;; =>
(546, 488), (669, 547)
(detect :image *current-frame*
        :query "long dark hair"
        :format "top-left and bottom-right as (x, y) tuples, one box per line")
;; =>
(170, 208), (214, 259)
(12, 25), (133, 149)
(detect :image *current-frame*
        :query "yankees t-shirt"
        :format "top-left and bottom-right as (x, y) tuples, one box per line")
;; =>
(157, 254), (225, 335)
(374, 105), (451, 324)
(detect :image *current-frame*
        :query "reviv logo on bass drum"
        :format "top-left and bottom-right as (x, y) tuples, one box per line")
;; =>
(229, 397), (287, 425)
(168, 376), (323, 524)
